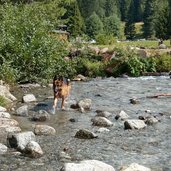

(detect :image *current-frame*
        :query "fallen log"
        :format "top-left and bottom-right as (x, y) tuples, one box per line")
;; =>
(147, 94), (171, 98)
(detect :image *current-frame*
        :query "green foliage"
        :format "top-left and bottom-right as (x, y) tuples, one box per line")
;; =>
(95, 33), (115, 45)
(104, 15), (121, 37)
(0, 59), (18, 84)
(0, 2), (70, 83)
(0, 96), (7, 107)
(154, 55), (171, 72)
(85, 12), (103, 38)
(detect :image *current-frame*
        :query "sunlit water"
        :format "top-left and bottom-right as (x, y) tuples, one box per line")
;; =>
(0, 76), (171, 171)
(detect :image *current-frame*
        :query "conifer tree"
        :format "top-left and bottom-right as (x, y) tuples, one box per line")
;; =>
(143, 0), (156, 38)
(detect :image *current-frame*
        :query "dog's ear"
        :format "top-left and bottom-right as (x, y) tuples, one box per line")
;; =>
(53, 75), (57, 81)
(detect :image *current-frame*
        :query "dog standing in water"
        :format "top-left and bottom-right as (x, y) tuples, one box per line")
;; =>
(53, 76), (71, 110)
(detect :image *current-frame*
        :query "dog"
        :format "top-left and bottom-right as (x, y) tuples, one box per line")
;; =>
(53, 76), (71, 110)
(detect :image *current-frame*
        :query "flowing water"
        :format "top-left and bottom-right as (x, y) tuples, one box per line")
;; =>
(0, 76), (171, 171)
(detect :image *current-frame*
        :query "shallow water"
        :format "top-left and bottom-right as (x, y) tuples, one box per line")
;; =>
(0, 76), (171, 171)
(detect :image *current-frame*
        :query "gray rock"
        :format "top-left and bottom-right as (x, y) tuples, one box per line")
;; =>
(77, 98), (92, 111)
(63, 160), (115, 171)
(0, 106), (7, 112)
(145, 116), (159, 125)
(15, 105), (28, 117)
(1, 126), (21, 133)
(96, 110), (112, 118)
(124, 119), (147, 130)
(0, 112), (11, 119)
(96, 127), (110, 133)
(22, 94), (37, 103)
(31, 110), (50, 122)
(34, 125), (56, 135)
(120, 163), (151, 171)
(158, 44), (167, 49)
(73, 74), (87, 81)
(24, 141), (43, 158)
(75, 129), (98, 139)
(0, 118), (19, 127)
(115, 110), (129, 120)
(91, 117), (113, 127)
(0, 143), (8, 154)
(7, 131), (36, 151)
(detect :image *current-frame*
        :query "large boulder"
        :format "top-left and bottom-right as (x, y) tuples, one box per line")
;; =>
(34, 125), (56, 136)
(0, 85), (17, 102)
(77, 98), (92, 112)
(7, 131), (36, 151)
(63, 160), (115, 171)
(124, 120), (147, 130)
(91, 117), (113, 127)
(120, 163), (151, 171)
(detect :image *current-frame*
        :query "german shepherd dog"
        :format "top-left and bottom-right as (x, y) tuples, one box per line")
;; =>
(53, 76), (71, 110)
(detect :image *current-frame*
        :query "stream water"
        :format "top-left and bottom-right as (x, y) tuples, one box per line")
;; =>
(0, 76), (171, 171)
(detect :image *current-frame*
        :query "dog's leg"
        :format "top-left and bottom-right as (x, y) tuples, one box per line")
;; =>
(53, 97), (58, 110)
(61, 97), (65, 110)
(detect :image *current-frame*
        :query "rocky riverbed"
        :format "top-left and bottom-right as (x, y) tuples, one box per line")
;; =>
(0, 76), (171, 171)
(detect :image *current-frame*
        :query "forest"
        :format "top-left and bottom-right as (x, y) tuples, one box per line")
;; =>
(0, 0), (171, 84)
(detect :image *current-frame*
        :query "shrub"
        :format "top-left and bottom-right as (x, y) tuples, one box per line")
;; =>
(96, 33), (115, 45)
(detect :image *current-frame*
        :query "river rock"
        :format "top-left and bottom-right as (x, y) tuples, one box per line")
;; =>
(77, 98), (92, 112)
(63, 160), (115, 171)
(22, 94), (37, 103)
(96, 110), (112, 118)
(0, 112), (11, 119)
(75, 129), (98, 139)
(115, 110), (129, 120)
(34, 125), (56, 135)
(59, 151), (72, 161)
(15, 105), (29, 117)
(24, 141), (43, 158)
(120, 163), (151, 171)
(7, 131), (36, 151)
(0, 118), (19, 127)
(91, 117), (113, 127)
(124, 119), (147, 130)
(0, 85), (17, 102)
(31, 110), (50, 122)
(0, 106), (7, 112)
(144, 116), (159, 125)
(0, 143), (8, 154)
(96, 127), (110, 133)
(3, 126), (21, 133)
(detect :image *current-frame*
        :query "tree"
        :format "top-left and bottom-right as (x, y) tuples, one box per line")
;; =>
(124, 0), (136, 39)
(62, 1), (84, 37)
(105, 0), (120, 17)
(143, 0), (156, 38)
(85, 12), (103, 38)
(104, 15), (121, 37)
(155, 5), (170, 39)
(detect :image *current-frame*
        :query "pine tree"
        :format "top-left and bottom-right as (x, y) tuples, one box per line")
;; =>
(62, 1), (84, 37)
(143, 0), (156, 39)
(155, 5), (170, 39)
(85, 12), (103, 38)
(124, 0), (136, 39)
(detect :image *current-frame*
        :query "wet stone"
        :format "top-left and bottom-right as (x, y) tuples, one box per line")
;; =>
(120, 163), (151, 171)
(15, 105), (29, 117)
(91, 117), (113, 127)
(31, 110), (50, 122)
(96, 110), (112, 118)
(34, 125), (56, 136)
(24, 141), (43, 158)
(75, 129), (98, 139)
(7, 131), (36, 151)
(124, 119), (147, 130)
(63, 160), (115, 171)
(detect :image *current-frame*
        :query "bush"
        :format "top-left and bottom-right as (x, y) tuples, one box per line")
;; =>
(96, 34), (115, 45)
(154, 55), (171, 72)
